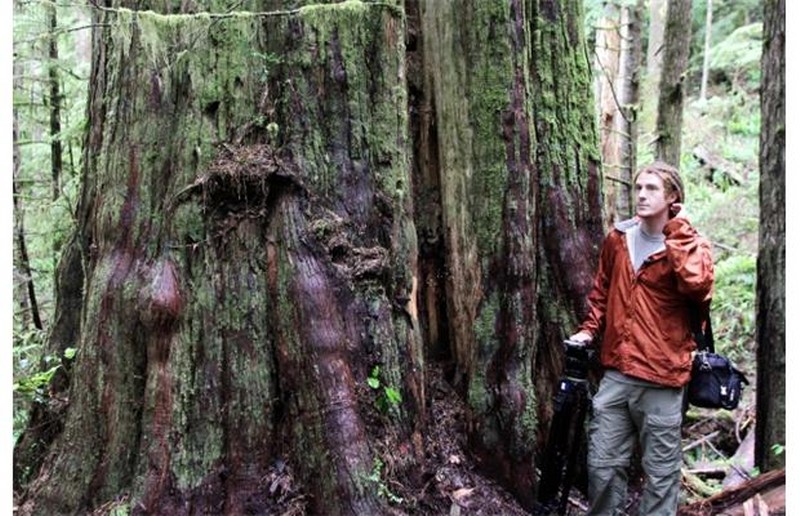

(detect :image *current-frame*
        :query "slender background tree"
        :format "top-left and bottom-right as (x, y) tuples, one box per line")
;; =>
(654, 0), (693, 165)
(755, 0), (784, 474)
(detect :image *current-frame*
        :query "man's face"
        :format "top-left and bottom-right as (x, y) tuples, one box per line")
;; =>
(634, 172), (677, 220)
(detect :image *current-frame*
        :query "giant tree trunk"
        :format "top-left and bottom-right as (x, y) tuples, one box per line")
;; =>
(755, 0), (785, 473)
(653, 0), (692, 165)
(20, 3), (423, 514)
(18, 0), (602, 513)
(419, 0), (602, 506)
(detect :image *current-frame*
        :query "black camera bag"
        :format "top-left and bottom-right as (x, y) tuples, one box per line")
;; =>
(687, 308), (749, 410)
(688, 350), (748, 410)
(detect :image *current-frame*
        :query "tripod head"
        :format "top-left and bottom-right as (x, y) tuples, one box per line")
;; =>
(562, 339), (591, 382)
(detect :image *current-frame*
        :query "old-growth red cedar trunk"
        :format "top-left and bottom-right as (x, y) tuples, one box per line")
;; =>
(755, 0), (785, 473)
(20, 2), (422, 514)
(654, 0), (692, 165)
(418, 0), (601, 507)
(17, 0), (602, 513)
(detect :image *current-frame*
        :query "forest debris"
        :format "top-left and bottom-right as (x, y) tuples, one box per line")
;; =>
(169, 143), (300, 215)
(683, 430), (720, 452)
(742, 494), (771, 516)
(724, 427), (756, 488)
(682, 468), (720, 498)
(678, 468), (785, 516)
(686, 466), (727, 478)
(90, 494), (131, 515)
(692, 145), (744, 185)
(451, 487), (476, 502)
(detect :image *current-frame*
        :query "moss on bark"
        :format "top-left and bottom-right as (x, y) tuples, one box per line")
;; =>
(20, 3), (419, 515)
(18, 1), (602, 514)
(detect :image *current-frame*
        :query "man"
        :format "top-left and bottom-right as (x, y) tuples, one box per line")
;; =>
(570, 161), (714, 515)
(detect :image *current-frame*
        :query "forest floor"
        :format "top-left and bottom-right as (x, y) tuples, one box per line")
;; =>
(376, 362), (759, 515)
(391, 363), (536, 515)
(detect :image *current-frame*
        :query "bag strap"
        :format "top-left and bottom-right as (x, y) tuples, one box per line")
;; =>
(690, 300), (715, 353)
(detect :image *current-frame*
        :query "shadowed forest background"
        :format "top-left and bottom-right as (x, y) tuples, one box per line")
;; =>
(11, 0), (784, 514)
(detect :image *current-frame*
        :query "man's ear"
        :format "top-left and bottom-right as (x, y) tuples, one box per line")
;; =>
(667, 192), (679, 205)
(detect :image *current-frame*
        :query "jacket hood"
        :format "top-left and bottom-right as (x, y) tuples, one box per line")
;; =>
(613, 217), (639, 233)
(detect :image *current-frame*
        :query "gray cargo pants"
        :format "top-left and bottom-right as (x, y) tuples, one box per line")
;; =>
(586, 372), (684, 516)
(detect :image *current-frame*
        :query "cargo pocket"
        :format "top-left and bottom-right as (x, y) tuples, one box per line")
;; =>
(642, 412), (682, 475)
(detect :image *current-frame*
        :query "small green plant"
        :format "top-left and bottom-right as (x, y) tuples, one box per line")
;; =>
(13, 347), (76, 398)
(14, 345), (76, 443)
(367, 457), (403, 505)
(771, 443), (785, 457)
(367, 365), (403, 414)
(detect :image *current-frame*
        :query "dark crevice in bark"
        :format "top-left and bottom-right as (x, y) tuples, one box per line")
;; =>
(405, 0), (451, 374)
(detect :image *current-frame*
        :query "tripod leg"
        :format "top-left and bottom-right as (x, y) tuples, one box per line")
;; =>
(558, 386), (589, 515)
(536, 383), (578, 511)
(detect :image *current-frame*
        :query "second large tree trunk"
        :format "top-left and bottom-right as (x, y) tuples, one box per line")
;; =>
(419, 0), (602, 506)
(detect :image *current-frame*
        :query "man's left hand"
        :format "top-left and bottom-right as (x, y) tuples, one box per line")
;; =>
(670, 203), (689, 220)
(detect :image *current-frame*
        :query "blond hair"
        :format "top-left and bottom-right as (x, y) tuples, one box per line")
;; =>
(634, 161), (684, 203)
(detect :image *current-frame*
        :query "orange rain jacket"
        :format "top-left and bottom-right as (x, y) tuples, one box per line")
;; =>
(579, 217), (714, 387)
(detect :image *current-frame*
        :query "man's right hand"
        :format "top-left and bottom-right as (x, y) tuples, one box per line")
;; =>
(568, 331), (593, 345)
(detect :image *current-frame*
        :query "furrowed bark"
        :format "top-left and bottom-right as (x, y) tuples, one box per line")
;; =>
(18, 1), (602, 513)
(755, 0), (785, 473)
(418, 0), (601, 508)
(527, 0), (603, 490)
(20, 2), (421, 514)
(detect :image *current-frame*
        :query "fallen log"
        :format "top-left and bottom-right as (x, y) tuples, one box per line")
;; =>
(678, 468), (785, 516)
(692, 145), (744, 185)
(723, 427), (756, 488)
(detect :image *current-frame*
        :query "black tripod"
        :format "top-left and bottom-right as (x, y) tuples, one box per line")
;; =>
(534, 340), (592, 515)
